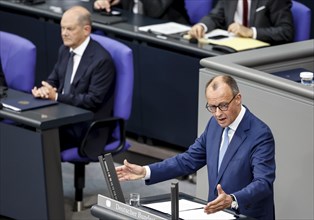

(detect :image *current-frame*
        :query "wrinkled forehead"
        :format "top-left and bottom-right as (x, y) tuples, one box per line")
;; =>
(61, 11), (80, 27)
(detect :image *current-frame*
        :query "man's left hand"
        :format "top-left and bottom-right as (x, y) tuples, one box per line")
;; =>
(228, 23), (253, 38)
(204, 184), (233, 214)
(32, 81), (57, 100)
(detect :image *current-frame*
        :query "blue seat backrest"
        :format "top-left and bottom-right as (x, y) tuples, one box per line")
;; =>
(291, 1), (311, 42)
(0, 31), (36, 92)
(90, 34), (134, 121)
(185, 0), (214, 24)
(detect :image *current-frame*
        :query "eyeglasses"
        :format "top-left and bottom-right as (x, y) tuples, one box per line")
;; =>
(205, 94), (238, 113)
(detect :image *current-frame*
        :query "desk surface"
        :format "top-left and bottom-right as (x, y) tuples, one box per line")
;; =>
(0, 89), (94, 219)
(141, 193), (251, 219)
(0, 0), (223, 57)
(0, 0), (224, 148)
(0, 89), (93, 130)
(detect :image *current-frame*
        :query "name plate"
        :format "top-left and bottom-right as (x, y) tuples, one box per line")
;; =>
(97, 194), (167, 220)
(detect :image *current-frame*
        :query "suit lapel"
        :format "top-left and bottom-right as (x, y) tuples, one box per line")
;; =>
(72, 41), (94, 87)
(250, 0), (259, 26)
(210, 128), (224, 178)
(227, 0), (239, 25)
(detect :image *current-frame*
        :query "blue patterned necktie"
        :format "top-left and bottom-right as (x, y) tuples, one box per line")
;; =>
(218, 127), (230, 171)
(63, 51), (75, 94)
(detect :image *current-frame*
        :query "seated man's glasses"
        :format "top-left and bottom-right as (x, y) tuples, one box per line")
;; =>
(206, 94), (238, 113)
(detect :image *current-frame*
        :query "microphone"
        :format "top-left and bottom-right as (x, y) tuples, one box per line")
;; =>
(171, 181), (179, 220)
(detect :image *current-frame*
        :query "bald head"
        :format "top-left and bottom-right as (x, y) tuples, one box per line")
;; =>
(205, 75), (239, 96)
(63, 6), (91, 27)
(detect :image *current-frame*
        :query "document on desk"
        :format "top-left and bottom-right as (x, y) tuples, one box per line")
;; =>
(138, 22), (191, 35)
(143, 199), (235, 219)
(1, 96), (57, 111)
(196, 29), (270, 52)
(180, 208), (236, 220)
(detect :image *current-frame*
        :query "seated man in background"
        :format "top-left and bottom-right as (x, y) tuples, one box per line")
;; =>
(94, 0), (190, 24)
(32, 6), (116, 159)
(0, 60), (6, 111)
(189, 0), (294, 45)
(116, 75), (276, 220)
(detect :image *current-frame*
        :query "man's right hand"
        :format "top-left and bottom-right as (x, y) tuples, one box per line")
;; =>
(228, 23), (253, 38)
(94, 0), (120, 12)
(188, 24), (205, 39)
(116, 159), (146, 181)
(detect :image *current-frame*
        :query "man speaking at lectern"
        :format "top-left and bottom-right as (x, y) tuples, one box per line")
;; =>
(116, 75), (276, 220)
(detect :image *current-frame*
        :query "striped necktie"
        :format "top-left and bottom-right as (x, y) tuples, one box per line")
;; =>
(243, 0), (248, 27)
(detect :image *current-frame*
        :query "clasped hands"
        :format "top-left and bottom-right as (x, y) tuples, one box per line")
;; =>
(189, 22), (253, 40)
(32, 81), (57, 100)
(116, 160), (233, 214)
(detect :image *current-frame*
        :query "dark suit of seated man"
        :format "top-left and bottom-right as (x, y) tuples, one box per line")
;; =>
(189, 0), (294, 45)
(94, 0), (190, 24)
(32, 6), (116, 159)
(0, 60), (7, 111)
(0, 60), (7, 87)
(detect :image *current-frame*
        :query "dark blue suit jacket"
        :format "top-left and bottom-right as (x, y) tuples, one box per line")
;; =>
(0, 59), (7, 87)
(200, 0), (294, 45)
(47, 38), (116, 158)
(147, 107), (276, 220)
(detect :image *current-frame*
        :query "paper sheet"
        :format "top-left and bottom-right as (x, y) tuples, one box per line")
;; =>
(138, 22), (191, 35)
(180, 209), (236, 220)
(206, 37), (270, 51)
(143, 199), (203, 214)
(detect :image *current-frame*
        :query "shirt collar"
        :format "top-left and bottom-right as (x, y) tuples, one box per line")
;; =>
(70, 36), (90, 56)
(228, 105), (246, 131)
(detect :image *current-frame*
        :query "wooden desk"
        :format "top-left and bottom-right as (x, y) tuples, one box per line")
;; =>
(0, 89), (93, 219)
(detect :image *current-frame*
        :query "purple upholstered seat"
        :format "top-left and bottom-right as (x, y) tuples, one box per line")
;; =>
(60, 34), (134, 211)
(291, 1), (311, 42)
(185, 0), (214, 25)
(0, 31), (36, 92)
